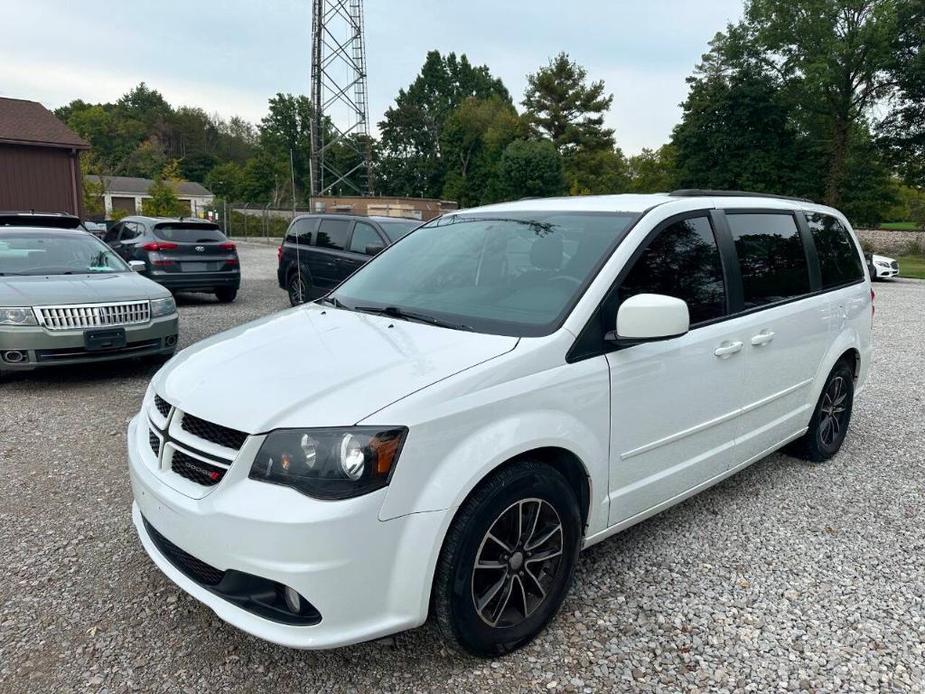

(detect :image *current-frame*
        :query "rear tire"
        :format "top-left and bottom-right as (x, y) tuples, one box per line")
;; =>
(288, 273), (309, 306)
(788, 360), (855, 462)
(215, 287), (238, 303)
(433, 462), (582, 657)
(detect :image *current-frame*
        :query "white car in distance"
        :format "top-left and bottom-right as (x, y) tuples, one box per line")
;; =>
(128, 191), (872, 657)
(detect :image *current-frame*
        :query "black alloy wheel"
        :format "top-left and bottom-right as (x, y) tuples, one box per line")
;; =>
(433, 462), (581, 657)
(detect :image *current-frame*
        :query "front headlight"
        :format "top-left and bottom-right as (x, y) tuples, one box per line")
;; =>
(150, 297), (176, 318)
(874, 261), (890, 268)
(248, 427), (407, 500)
(0, 307), (37, 326)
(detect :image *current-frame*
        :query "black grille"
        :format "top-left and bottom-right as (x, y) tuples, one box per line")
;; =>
(171, 450), (227, 486)
(181, 413), (248, 450)
(891, 261), (899, 270)
(154, 394), (171, 418)
(143, 517), (226, 586)
(149, 430), (160, 456)
(35, 338), (162, 363)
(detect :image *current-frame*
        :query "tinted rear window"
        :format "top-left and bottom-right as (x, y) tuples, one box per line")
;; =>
(153, 223), (225, 243)
(805, 213), (864, 288)
(286, 217), (316, 245)
(316, 218), (351, 250)
(727, 212), (810, 308)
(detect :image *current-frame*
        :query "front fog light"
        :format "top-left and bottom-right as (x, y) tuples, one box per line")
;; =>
(283, 586), (303, 614)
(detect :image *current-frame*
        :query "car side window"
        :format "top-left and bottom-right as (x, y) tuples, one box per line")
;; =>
(349, 222), (383, 255)
(805, 213), (864, 288)
(120, 222), (142, 241)
(287, 218), (316, 245)
(104, 223), (121, 244)
(316, 218), (351, 250)
(618, 216), (726, 325)
(727, 213), (810, 308)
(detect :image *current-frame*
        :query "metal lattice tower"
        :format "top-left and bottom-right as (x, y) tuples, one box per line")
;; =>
(310, 0), (373, 196)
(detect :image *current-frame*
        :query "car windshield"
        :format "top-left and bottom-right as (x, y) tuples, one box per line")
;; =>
(153, 223), (225, 243)
(331, 211), (638, 336)
(0, 232), (130, 276)
(377, 219), (419, 242)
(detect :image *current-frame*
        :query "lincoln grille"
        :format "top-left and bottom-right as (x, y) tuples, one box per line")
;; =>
(143, 517), (225, 586)
(36, 301), (150, 331)
(181, 413), (248, 450)
(154, 395), (171, 418)
(171, 450), (227, 486)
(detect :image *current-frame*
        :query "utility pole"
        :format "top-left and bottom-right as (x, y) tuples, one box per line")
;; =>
(310, 0), (373, 197)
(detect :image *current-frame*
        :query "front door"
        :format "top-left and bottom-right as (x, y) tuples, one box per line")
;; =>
(607, 213), (745, 526)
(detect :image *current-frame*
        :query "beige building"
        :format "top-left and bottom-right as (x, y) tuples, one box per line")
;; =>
(86, 175), (214, 218)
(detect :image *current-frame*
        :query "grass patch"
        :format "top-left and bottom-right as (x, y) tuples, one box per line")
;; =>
(897, 255), (925, 279)
(881, 222), (921, 231)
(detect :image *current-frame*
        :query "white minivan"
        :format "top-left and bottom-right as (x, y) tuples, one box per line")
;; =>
(128, 191), (872, 656)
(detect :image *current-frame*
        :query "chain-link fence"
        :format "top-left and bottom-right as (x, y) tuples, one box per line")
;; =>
(211, 203), (310, 245)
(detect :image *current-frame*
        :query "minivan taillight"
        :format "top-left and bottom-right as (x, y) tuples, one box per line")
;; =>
(142, 241), (178, 252)
(871, 289), (875, 319)
(220, 242), (236, 251)
(277, 245), (283, 262)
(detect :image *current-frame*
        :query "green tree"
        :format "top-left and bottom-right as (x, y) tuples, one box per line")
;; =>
(142, 178), (184, 217)
(378, 51), (510, 198)
(440, 96), (526, 206)
(743, 0), (900, 206)
(491, 139), (566, 201)
(878, 0), (925, 186)
(627, 146), (678, 193)
(205, 161), (245, 201)
(522, 52), (615, 153)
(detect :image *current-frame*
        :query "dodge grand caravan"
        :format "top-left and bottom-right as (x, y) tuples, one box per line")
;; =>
(128, 191), (872, 656)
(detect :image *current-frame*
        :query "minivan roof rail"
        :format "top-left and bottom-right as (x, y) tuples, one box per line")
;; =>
(669, 189), (814, 203)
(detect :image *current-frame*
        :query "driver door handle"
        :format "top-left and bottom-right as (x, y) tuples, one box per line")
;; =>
(750, 330), (775, 346)
(713, 341), (743, 358)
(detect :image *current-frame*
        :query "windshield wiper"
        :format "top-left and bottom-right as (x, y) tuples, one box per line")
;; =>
(317, 295), (347, 308)
(353, 305), (473, 332)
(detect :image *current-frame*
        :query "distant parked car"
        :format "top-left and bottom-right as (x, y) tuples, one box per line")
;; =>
(865, 252), (899, 280)
(0, 211), (83, 229)
(104, 216), (240, 302)
(0, 226), (178, 375)
(82, 220), (108, 238)
(277, 214), (420, 305)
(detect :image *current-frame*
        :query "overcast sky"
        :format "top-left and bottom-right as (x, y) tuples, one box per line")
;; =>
(0, 0), (743, 154)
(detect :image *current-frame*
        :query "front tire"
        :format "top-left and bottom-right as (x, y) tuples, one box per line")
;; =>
(790, 360), (855, 462)
(433, 462), (582, 657)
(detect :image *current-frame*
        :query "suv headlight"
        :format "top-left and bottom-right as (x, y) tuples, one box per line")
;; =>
(150, 297), (176, 318)
(874, 260), (890, 268)
(0, 307), (37, 326)
(248, 427), (407, 500)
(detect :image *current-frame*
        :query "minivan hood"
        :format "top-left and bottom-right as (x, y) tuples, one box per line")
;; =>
(154, 304), (519, 432)
(0, 272), (168, 306)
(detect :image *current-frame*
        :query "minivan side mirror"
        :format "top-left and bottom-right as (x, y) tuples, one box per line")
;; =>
(129, 260), (146, 273)
(365, 244), (385, 256)
(607, 293), (690, 345)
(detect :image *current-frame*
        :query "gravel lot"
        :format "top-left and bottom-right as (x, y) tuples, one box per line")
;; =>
(1, 243), (922, 692)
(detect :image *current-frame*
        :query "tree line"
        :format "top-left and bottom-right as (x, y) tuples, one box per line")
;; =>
(59, 0), (924, 227)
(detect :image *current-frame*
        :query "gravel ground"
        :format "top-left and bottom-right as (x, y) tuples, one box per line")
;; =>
(1, 244), (922, 693)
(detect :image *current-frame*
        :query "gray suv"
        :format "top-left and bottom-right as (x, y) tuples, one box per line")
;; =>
(0, 226), (178, 375)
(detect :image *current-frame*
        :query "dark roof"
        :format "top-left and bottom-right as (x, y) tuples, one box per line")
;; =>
(0, 97), (90, 149)
(86, 175), (213, 197)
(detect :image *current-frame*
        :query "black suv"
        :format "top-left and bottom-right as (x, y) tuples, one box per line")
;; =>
(277, 214), (419, 305)
(104, 216), (240, 302)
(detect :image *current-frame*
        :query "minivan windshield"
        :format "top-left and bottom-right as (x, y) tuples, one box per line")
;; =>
(331, 211), (638, 336)
(0, 232), (130, 276)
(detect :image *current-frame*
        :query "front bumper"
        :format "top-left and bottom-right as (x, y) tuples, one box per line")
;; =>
(147, 270), (240, 292)
(127, 413), (444, 649)
(0, 315), (177, 372)
(873, 265), (899, 279)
